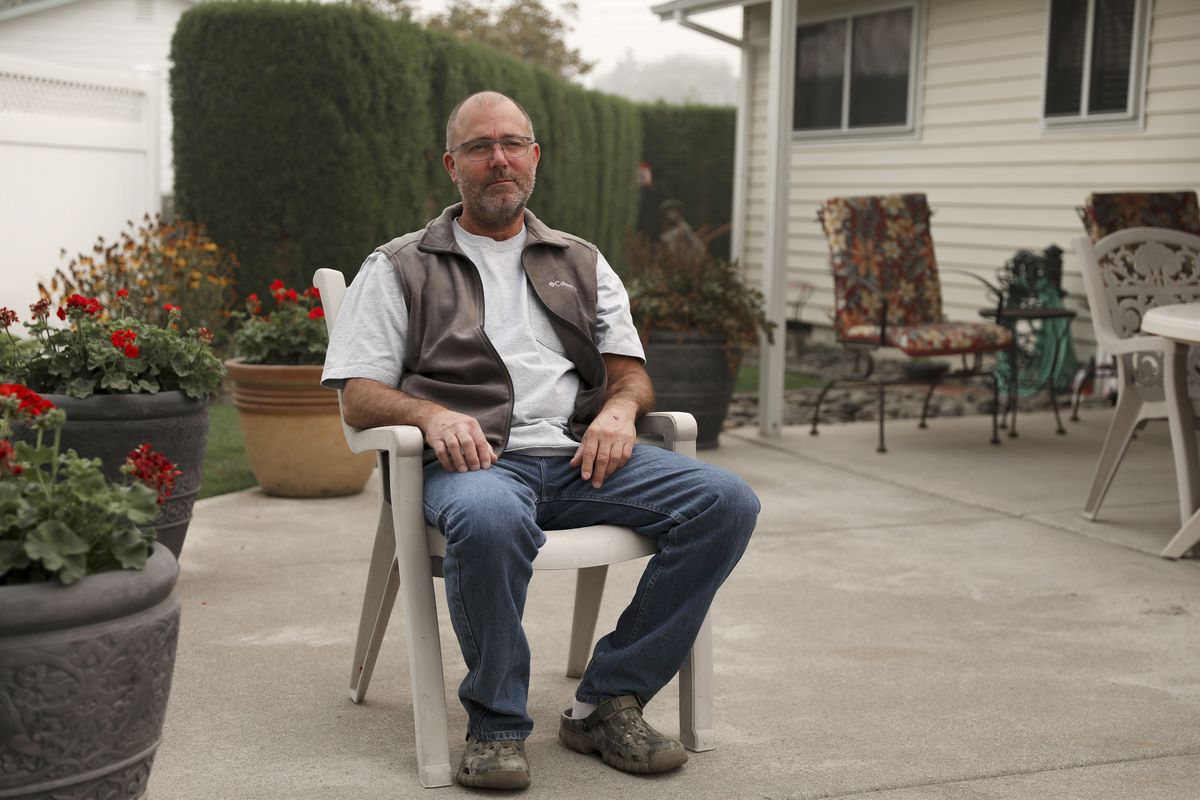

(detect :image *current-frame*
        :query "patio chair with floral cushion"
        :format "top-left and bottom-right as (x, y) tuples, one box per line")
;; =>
(1072, 192), (1200, 419)
(811, 193), (1012, 453)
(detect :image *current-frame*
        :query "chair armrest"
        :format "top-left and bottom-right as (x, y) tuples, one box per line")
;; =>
(342, 423), (425, 457)
(637, 411), (698, 455)
(1107, 333), (1169, 357)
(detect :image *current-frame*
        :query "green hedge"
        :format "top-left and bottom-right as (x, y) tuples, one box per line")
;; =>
(637, 103), (736, 262)
(171, 1), (641, 292)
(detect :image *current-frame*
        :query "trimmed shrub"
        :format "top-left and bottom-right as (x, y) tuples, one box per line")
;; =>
(171, 1), (640, 287)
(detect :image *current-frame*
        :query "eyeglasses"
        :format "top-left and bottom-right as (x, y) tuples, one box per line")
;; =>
(449, 136), (535, 162)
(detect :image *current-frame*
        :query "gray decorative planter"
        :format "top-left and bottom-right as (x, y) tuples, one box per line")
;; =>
(16, 391), (209, 557)
(643, 330), (738, 449)
(0, 543), (181, 800)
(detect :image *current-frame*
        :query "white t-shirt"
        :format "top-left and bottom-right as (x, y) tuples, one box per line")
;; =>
(322, 220), (645, 453)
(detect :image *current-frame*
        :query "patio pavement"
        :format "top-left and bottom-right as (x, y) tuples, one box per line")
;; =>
(147, 407), (1200, 799)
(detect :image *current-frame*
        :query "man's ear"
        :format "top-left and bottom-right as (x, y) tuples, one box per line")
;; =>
(530, 142), (540, 169)
(442, 151), (458, 183)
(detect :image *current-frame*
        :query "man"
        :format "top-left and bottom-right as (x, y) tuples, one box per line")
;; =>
(322, 91), (758, 790)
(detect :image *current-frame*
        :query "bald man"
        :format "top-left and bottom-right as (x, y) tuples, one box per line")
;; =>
(323, 91), (758, 790)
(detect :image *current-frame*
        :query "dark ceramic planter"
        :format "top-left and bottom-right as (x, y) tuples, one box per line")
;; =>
(643, 330), (739, 450)
(0, 543), (181, 800)
(14, 391), (209, 557)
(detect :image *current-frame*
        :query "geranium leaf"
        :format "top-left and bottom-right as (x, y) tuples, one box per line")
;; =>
(0, 540), (31, 576)
(24, 520), (90, 575)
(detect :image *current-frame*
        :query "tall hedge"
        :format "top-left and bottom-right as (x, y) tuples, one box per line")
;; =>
(637, 103), (736, 262)
(171, 1), (641, 292)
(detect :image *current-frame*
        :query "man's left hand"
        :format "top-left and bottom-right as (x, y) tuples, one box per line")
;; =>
(570, 400), (639, 489)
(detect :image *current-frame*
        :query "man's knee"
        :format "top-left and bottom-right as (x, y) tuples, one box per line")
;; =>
(437, 491), (543, 562)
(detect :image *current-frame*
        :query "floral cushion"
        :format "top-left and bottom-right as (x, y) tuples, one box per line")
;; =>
(818, 193), (1011, 355)
(843, 321), (1012, 357)
(1082, 191), (1200, 241)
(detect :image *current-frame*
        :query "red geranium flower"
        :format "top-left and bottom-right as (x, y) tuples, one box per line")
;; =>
(269, 279), (285, 292)
(0, 307), (18, 328)
(163, 303), (180, 313)
(116, 288), (129, 298)
(124, 443), (182, 504)
(308, 307), (325, 320)
(0, 438), (20, 475)
(0, 384), (54, 417)
(304, 287), (320, 299)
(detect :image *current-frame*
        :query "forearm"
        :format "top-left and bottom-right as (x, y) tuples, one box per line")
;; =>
(599, 355), (655, 420)
(341, 378), (444, 431)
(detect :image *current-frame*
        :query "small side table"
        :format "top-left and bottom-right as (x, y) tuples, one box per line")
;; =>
(979, 307), (1078, 438)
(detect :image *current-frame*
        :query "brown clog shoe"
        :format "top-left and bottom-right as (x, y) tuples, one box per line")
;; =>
(559, 695), (688, 774)
(456, 734), (531, 790)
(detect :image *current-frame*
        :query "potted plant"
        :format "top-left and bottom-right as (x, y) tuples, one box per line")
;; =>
(624, 234), (774, 448)
(0, 385), (183, 800)
(224, 280), (374, 497)
(0, 291), (223, 556)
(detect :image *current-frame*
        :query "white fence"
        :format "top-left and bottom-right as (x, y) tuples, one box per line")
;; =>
(0, 54), (160, 329)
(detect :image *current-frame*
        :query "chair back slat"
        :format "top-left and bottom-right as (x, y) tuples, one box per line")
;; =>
(314, 268), (348, 331)
(1080, 191), (1200, 242)
(817, 193), (943, 340)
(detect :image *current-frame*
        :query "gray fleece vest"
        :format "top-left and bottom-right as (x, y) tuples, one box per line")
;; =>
(376, 203), (608, 455)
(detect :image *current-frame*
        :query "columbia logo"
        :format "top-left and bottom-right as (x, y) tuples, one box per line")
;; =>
(548, 280), (576, 291)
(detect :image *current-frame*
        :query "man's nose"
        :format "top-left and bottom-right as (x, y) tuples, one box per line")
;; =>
(487, 143), (509, 166)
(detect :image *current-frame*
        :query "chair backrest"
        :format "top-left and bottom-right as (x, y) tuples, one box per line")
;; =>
(314, 268), (348, 329)
(1079, 191), (1200, 242)
(817, 193), (943, 338)
(1074, 227), (1200, 350)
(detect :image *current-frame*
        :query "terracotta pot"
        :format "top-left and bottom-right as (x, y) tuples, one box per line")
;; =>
(224, 359), (374, 497)
(0, 543), (180, 800)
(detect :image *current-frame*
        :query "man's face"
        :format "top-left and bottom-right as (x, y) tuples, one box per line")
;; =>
(444, 97), (540, 234)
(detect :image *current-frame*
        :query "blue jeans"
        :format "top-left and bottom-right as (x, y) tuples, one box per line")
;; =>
(422, 444), (759, 742)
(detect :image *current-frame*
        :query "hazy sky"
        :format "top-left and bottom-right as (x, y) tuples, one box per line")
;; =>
(410, 0), (744, 84)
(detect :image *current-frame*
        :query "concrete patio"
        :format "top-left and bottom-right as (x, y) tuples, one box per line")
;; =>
(147, 407), (1200, 799)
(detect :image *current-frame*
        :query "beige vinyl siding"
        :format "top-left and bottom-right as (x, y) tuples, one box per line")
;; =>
(741, 0), (1200, 356)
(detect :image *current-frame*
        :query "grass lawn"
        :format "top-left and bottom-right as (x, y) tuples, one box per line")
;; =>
(199, 401), (257, 500)
(735, 364), (826, 393)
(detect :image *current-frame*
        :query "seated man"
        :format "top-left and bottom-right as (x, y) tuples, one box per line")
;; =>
(322, 90), (758, 790)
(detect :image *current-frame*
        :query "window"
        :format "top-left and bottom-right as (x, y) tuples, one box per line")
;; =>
(1044, 0), (1147, 123)
(793, 6), (916, 135)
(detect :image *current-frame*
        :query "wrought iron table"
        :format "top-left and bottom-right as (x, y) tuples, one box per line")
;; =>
(979, 307), (1077, 438)
(1141, 303), (1200, 558)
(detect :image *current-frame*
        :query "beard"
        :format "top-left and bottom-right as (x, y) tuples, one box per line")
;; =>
(456, 164), (536, 231)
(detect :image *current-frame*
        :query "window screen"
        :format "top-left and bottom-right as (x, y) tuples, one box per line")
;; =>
(1045, 0), (1138, 119)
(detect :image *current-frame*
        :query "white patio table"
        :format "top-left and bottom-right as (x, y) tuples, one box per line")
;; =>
(1141, 303), (1200, 558)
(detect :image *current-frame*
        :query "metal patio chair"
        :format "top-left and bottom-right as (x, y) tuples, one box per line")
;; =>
(313, 268), (713, 788)
(810, 193), (1012, 452)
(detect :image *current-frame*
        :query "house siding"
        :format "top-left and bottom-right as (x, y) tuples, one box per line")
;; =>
(0, 0), (194, 194)
(742, 0), (1200, 353)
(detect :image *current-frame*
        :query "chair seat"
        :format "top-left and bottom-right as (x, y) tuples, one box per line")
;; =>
(842, 320), (1013, 357)
(426, 524), (656, 570)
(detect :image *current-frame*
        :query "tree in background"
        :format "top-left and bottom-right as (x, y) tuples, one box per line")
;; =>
(425, 0), (593, 81)
(346, 0), (417, 20)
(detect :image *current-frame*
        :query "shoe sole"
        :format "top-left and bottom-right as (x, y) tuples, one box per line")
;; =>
(559, 726), (688, 774)
(455, 767), (532, 790)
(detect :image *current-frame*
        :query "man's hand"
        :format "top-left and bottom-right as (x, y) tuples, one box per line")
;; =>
(342, 379), (496, 473)
(570, 399), (638, 488)
(422, 407), (498, 473)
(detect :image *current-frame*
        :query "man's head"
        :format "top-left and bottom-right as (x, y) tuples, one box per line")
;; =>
(443, 91), (540, 239)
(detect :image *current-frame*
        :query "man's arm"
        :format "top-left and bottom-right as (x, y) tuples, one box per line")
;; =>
(342, 378), (497, 473)
(569, 354), (655, 489)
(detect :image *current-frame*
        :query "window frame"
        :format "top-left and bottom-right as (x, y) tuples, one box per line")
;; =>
(791, 1), (922, 140)
(1040, 0), (1151, 130)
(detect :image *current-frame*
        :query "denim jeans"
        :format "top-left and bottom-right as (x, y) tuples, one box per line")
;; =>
(422, 443), (759, 742)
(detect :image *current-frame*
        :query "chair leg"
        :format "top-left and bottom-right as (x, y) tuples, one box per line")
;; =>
(678, 614), (715, 752)
(567, 565), (608, 679)
(917, 378), (939, 429)
(876, 378), (887, 453)
(349, 504), (400, 704)
(1082, 390), (1144, 520)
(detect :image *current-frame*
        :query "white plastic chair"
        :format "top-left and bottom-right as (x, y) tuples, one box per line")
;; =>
(1074, 228), (1200, 538)
(313, 268), (713, 788)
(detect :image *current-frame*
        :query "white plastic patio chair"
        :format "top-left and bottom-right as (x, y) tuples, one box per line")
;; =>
(313, 268), (713, 788)
(1074, 228), (1200, 538)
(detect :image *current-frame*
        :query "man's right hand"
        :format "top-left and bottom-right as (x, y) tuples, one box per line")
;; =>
(421, 407), (498, 473)
(342, 379), (497, 473)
